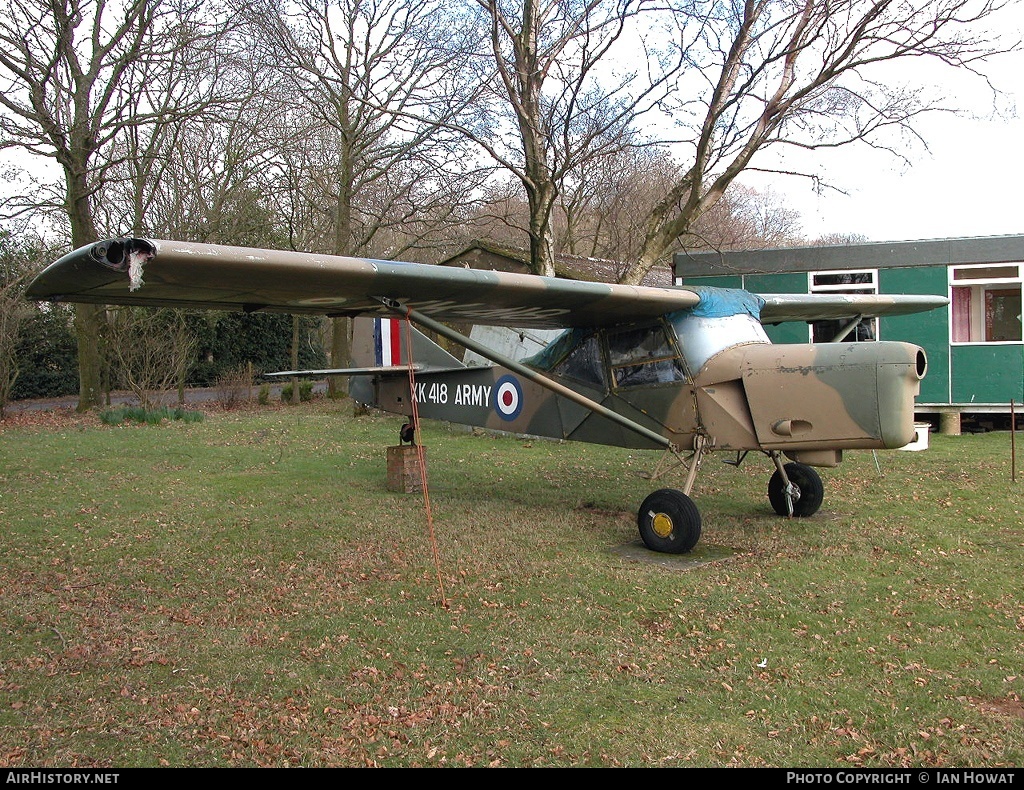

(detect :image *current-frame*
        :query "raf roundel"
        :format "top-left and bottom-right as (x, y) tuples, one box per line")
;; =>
(494, 375), (524, 421)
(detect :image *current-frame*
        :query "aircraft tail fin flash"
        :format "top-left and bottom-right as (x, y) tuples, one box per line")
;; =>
(373, 317), (403, 367)
(353, 316), (464, 372)
(269, 317), (466, 387)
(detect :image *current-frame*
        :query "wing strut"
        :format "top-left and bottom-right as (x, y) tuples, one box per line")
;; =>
(377, 298), (676, 452)
(829, 315), (865, 343)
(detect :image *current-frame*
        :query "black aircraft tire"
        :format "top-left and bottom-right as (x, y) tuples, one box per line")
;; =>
(768, 462), (824, 517)
(637, 488), (702, 554)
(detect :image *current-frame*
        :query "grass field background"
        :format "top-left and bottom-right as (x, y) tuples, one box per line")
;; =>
(1, 399), (1022, 767)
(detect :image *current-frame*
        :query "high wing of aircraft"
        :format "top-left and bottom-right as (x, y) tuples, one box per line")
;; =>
(26, 238), (950, 555)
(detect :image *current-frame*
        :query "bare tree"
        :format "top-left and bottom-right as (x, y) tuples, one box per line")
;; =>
(557, 145), (689, 262)
(564, 165), (803, 264)
(617, 0), (1016, 283)
(456, 178), (536, 251)
(0, 280), (31, 418)
(95, 28), (289, 247)
(814, 231), (871, 246)
(461, 0), (684, 276)
(460, 156), (802, 271)
(245, 0), (485, 258)
(0, 0), (239, 410)
(687, 185), (805, 252)
(245, 0), (488, 395)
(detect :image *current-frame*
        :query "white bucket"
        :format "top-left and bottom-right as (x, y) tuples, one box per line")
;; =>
(900, 422), (931, 451)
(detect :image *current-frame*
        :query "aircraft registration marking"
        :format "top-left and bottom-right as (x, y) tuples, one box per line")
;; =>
(414, 382), (493, 408)
(409, 299), (570, 323)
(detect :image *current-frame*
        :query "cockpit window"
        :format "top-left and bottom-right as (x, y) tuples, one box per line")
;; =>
(526, 322), (687, 389)
(555, 333), (605, 387)
(606, 324), (685, 387)
(526, 328), (606, 387)
(524, 327), (582, 371)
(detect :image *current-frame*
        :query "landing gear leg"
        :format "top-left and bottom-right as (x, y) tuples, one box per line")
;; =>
(769, 452), (797, 517)
(680, 435), (707, 497)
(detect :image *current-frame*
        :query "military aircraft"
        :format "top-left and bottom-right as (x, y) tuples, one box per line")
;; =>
(26, 237), (949, 554)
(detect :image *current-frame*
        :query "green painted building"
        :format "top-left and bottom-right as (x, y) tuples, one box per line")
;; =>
(674, 235), (1024, 432)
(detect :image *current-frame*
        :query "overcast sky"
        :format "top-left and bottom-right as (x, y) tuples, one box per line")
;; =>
(743, 15), (1024, 245)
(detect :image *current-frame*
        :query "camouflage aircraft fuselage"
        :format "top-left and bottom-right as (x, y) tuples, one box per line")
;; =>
(353, 313), (926, 467)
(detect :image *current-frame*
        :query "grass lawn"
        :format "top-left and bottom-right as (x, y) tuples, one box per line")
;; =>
(1, 398), (1022, 767)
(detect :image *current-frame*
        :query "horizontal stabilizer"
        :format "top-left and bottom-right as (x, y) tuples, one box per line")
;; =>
(265, 366), (420, 377)
(265, 364), (465, 378)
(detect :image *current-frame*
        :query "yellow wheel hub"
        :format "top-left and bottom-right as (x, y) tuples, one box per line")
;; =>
(652, 512), (674, 539)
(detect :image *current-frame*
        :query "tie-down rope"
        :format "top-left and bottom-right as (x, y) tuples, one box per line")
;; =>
(401, 315), (448, 610)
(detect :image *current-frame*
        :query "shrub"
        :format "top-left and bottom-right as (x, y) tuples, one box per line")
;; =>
(10, 307), (78, 399)
(281, 379), (314, 403)
(215, 365), (255, 409)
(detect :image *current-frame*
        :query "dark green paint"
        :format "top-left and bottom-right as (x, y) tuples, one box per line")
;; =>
(951, 345), (1024, 404)
(880, 266), (951, 404)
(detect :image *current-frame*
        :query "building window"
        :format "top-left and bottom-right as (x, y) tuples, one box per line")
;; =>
(950, 264), (1023, 343)
(808, 270), (878, 342)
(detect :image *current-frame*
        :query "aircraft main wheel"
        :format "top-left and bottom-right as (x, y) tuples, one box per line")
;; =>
(637, 488), (702, 554)
(768, 462), (824, 517)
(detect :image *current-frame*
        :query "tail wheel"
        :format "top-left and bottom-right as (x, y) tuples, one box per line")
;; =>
(768, 462), (824, 517)
(637, 488), (702, 554)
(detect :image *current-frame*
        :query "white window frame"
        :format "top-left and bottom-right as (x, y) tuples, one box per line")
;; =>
(949, 263), (1023, 345)
(807, 269), (879, 342)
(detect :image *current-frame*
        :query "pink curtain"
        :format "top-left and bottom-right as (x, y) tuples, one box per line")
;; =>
(951, 287), (972, 342)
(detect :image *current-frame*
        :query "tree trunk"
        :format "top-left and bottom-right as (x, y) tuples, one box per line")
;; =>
(529, 215), (557, 278)
(327, 317), (351, 399)
(619, 256), (655, 286)
(74, 304), (105, 412)
(526, 182), (557, 277)
(290, 315), (301, 404)
(326, 321), (351, 395)
(65, 156), (105, 411)
(620, 194), (696, 285)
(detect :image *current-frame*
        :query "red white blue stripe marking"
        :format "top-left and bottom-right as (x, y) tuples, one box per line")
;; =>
(374, 318), (402, 366)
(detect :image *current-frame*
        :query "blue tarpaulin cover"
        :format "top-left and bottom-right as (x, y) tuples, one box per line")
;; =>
(686, 285), (765, 319)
